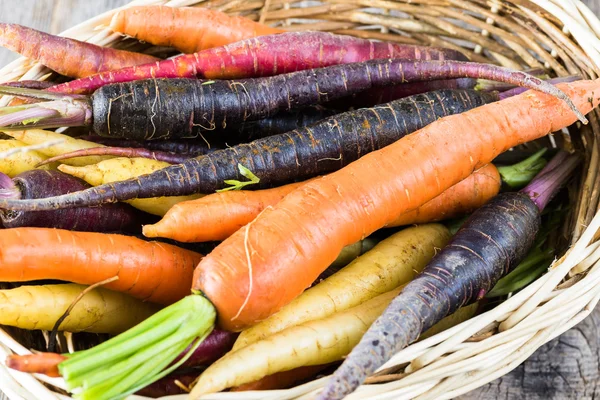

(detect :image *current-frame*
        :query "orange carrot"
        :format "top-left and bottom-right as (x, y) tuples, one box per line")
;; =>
(143, 164), (500, 243)
(6, 353), (66, 377)
(192, 79), (600, 332)
(110, 6), (283, 54)
(231, 364), (334, 391)
(389, 163), (501, 227)
(0, 23), (159, 79)
(143, 180), (309, 242)
(0, 228), (202, 305)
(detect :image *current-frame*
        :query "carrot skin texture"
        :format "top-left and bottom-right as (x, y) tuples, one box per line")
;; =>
(80, 136), (220, 156)
(47, 31), (467, 94)
(144, 164), (500, 242)
(389, 163), (501, 227)
(88, 57), (534, 139)
(0, 89), (495, 211)
(1, 170), (143, 232)
(0, 23), (159, 78)
(320, 193), (540, 399)
(190, 79), (600, 332)
(143, 181), (308, 242)
(110, 6), (283, 53)
(0, 228), (202, 305)
(6, 353), (66, 377)
(0, 283), (161, 334)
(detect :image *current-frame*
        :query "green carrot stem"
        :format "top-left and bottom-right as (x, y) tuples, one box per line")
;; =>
(497, 148), (548, 189)
(59, 295), (215, 399)
(486, 261), (551, 297)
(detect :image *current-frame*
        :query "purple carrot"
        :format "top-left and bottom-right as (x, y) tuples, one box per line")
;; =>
(175, 329), (238, 368)
(318, 151), (581, 400)
(0, 83), (581, 212)
(136, 372), (196, 398)
(0, 23), (159, 79)
(44, 31), (468, 95)
(0, 170), (145, 231)
(0, 58), (584, 140)
(36, 147), (191, 166)
(80, 137), (221, 156)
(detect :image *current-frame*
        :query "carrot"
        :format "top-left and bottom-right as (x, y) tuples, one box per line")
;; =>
(143, 163), (500, 242)
(0, 23), (159, 79)
(191, 289), (478, 395)
(1, 130), (109, 166)
(110, 6), (283, 54)
(0, 227), (202, 305)
(0, 170), (144, 232)
(0, 89), (531, 209)
(80, 136), (221, 157)
(0, 60), (581, 139)
(232, 224), (451, 351)
(57, 157), (201, 216)
(317, 150), (580, 399)
(38, 146), (191, 166)
(10, 80), (599, 400)
(0, 283), (160, 334)
(0, 139), (50, 176)
(143, 180), (308, 242)
(44, 31), (467, 95)
(6, 353), (66, 377)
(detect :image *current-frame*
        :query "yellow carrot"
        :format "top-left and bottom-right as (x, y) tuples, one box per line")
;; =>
(0, 283), (160, 334)
(233, 224), (451, 351)
(58, 157), (201, 216)
(193, 287), (477, 395)
(0, 139), (51, 176)
(2, 130), (108, 166)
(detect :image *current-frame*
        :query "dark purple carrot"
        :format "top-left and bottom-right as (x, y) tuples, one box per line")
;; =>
(79, 137), (221, 156)
(36, 147), (191, 166)
(317, 150), (581, 400)
(0, 58), (583, 140)
(175, 329), (238, 368)
(45, 31), (468, 95)
(0, 170), (144, 231)
(79, 107), (337, 149)
(135, 372), (196, 398)
(0, 23), (159, 79)
(0, 89), (503, 211)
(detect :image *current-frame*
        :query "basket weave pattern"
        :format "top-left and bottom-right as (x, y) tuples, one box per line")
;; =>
(1, 1), (600, 399)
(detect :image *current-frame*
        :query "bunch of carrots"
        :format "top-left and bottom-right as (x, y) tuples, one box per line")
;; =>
(0, 4), (595, 400)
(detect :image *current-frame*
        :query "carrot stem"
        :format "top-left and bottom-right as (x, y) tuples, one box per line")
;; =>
(521, 151), (581, 210)
(58, 295), (215, 400)
(497, 148), (548, 189)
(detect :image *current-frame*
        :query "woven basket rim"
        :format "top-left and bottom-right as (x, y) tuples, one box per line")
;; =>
(1, 1), (600, 399)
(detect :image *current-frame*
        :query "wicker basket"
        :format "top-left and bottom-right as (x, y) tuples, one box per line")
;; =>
(1, 0), (600, 399)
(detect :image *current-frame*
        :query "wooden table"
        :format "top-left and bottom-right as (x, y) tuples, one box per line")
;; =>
(0, 1), (599, 399)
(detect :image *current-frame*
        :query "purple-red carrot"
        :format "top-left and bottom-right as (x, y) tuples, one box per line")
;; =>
(44, 31), (468, 95)
(0, 23), (159, 79)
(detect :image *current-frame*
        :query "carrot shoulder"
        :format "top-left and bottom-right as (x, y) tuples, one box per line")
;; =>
(0, 23), (158, 78)
(0, 228), (202, 305)
(110, 6), (283, 53)
(192, 79), (600, 331)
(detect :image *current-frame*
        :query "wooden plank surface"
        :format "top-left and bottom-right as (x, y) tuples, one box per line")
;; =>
(0, 1), (599, 399)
